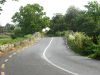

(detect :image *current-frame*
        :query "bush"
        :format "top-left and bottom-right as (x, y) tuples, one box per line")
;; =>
(66, 31), (95, 56)
(11, 26), (24, 39)
(91, 36), (100, 59)
(55, 31), (62, 36)
(89, 49), (100, 60)
(24, 34), (32, 38)
(0, 38), (12, 45)
(55, 31), (67, 36)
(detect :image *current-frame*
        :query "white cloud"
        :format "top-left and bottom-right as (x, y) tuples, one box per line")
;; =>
(0, 0), (100, 26)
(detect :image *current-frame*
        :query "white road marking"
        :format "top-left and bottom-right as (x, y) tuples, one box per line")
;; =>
(9, 55), (13, 58)
(13, 52), (16, 55)
(4, 59), (8, 63)
(43, 37), (79, 75)
(1, 64), (5, 69)
(1, 72), (5, 75)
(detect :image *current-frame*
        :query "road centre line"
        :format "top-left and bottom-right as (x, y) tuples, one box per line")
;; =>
(43, 37), (79, 75)
(4, 59), (8, 63)
(1, 72), (5, 75)
(13, 52), (16, 55)
(1, 64), (5, 69)
(9, 55), (12, 58)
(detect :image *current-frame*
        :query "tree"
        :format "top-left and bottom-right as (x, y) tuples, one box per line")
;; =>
(50, 13), (65, 34)
(64, 6), (80, 31)
(5, 23), (15, 32)
(85, 1), (100, 24)
(64, 5), (99, 44)
(0, 25), (4, 33)
(85, 1), (100, 44)
(12, 4), (50, 35)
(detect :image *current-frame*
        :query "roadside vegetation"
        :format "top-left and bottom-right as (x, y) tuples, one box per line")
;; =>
(65, 31), (100, 59)
(0, 34), (32, 45)
(0, 3), (49, 54)
(48, 1), (100, 59)
(0, 3), (49, 44)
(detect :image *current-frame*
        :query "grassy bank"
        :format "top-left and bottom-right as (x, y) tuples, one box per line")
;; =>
(0, 34), (32, 45)
(0, 32), (42, 56)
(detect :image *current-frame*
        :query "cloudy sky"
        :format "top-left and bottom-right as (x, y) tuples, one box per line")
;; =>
(0, 0), (100, 26)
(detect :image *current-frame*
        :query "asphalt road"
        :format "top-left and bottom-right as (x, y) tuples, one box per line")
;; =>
(0, 37), (100, 75)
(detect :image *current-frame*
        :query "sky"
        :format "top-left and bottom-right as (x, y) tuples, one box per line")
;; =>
(0, 0), (100, 26)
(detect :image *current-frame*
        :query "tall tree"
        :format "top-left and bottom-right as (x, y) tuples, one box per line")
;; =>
(85, 1), (100, 44)
(85, 1), (100, 24)
(50, 13), (65, 34)
(12, 4), (49, 35)
(64, 6), (80, 31)
(76, 11), (96, 36)
(5, 23), (15, 32)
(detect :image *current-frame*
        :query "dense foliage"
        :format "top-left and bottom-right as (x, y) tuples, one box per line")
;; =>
(12, 4), (50, 37)
(65, 31), (100, 59)
(50, 1), (100, 36)
(49, 1), (100, 59)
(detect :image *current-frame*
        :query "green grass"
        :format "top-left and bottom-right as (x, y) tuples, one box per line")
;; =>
(0, 34), (11, 38)
(0, 34), (33, 45)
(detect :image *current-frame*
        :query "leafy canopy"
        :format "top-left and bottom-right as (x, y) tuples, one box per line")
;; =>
(12, 4), (50, 35)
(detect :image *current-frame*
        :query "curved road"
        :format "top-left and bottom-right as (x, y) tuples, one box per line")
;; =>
(0, 37), (100, 75)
